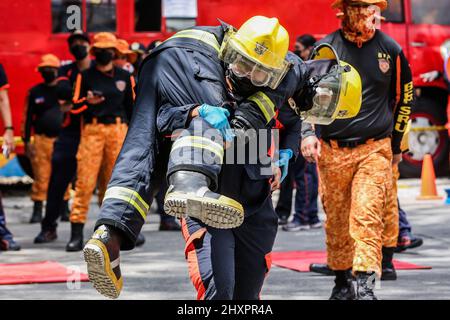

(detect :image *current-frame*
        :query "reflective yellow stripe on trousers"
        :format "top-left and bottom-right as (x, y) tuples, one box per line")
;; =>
(248, 91), (276, 123)
(170, 136), (224, 164)
(103, 186), (149, 220)
(167, 29), (221, 53)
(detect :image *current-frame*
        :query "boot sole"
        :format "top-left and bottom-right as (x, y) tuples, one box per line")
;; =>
(164, 193), (244, 229)
(83, 239), (123, 299)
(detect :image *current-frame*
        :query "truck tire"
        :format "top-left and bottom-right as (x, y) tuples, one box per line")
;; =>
(399, 93), (449, 178)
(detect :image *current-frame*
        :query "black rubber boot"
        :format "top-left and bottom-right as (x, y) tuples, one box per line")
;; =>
(356, 272), (378, 300)
(381, 247), (397, 281)
(60, 200), (70, 222)
(164, 171), (244, 229)
(329, 270), (356, 300)
(34, 229), (57, 244)
(310, 263), (335, 276)
(29, 201), (43, 223)
(66, 223), (84, 252)
(83, 225), (123, 299)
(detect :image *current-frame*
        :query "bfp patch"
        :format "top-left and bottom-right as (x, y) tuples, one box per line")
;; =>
(378, 58), (390, 73)
(115, 80), (126, 92)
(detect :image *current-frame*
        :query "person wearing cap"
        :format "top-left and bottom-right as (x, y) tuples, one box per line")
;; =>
(65, 32), (135, 252)
(22, 54), (68, 224)
(34, 30), (94, 244)
(301, 0), (413, 299)
(0, 63), (21, 251)
(129, 42), (147, 75)
(114, 39), (138, 75)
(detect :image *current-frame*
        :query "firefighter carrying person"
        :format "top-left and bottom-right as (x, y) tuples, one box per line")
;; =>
(22, 54), (69, 224)
(65, 32), (135, 252)
(301, 0), (413, 300)
(34, 30), (93, 244)
(81, 16), (362, 299)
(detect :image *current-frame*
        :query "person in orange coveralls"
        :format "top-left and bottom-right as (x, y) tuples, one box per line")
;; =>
(22, 54), (68, 224)
(301, 0), (413, 300)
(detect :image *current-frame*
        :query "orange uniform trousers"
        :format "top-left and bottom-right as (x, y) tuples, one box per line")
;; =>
(30, 134), (57, 202)
(318, 138), (393, 276)
(382, 164), (400, 248)
(69, 120), (127, 224)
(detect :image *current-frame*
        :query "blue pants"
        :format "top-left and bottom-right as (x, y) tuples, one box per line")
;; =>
(0, 193), (13, 241)
(398, 200), (412, 238)
(41, 131), (80, 231)
(276, 155), (319, 224)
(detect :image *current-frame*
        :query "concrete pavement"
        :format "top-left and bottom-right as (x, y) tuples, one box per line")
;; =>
(0, 178), (449, 300)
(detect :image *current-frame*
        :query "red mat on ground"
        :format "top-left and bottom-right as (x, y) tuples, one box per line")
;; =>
(0, 261), (89, 285)
(272, 251), (431, 272)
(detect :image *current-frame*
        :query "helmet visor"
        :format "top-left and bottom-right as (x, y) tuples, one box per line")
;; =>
(220, 34), (290, 89)
(301, 64), (342, 125)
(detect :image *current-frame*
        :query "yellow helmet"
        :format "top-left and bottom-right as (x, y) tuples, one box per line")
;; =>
(300, 43), (362, 125)
(219, 16), (291, 89)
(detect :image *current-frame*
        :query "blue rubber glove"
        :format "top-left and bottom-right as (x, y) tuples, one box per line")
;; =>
(275, 149), (294, 183)
(198, 104), (235, 141)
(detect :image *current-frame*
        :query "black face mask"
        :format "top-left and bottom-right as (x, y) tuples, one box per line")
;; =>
(70, 44), (88, 61)
(293, 49), (302, 57)
(95, 50), (114, 66)
(226, 68), (258, 99)
(41, 70), (57, 84)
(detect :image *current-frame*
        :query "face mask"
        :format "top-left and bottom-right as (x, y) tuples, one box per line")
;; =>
(342, 5), (377, 48)
(226, 68), (258, 99)
(294, 49), (302, 57)
(41, 70), (57, 84)
(95, 50), (114, 66)
(70, 44), (88, 61)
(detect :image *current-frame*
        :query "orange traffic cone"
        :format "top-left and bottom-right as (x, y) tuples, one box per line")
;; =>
(417, 154), (443, 200)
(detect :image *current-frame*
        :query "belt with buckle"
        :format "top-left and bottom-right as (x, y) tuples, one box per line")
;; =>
(84, 116), (127, 125)
(323, 134), (391, 149)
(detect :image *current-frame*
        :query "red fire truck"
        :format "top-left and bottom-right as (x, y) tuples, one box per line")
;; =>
(0, 0), (449, 178)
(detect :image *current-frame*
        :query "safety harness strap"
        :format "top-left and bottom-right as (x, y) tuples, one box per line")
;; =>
(167, 29), (221, 53)
(103, 186), (149, 220)
(248, 91), (276, 123)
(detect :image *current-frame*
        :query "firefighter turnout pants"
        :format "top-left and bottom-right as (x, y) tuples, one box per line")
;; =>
(318, 138), (393, 276)
(70, 120), (127, 224)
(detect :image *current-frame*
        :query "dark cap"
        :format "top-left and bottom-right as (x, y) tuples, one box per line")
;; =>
(68, 30), (90, 45)
(130, 42), (146, 54)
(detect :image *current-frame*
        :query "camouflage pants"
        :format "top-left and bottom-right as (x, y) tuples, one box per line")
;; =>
(382, 164), (400, 248)
(319, 138), (393, 276)
(30, 134), (56, 201)
(70, 121), (127, 224)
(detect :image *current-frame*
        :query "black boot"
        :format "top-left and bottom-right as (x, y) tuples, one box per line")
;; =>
(66, 223), (84, 252)
(34, 229), (57, 244)
(60, 200), (70, 222)
(310, 263), (335, 276)
(356, 272), (378, 300)
(329, 270), (356, 300)
(29, 201), (43, 223)
(83, 225), (123, 299)
(164, 171), (244, 229)
(381, 247), (397, 281)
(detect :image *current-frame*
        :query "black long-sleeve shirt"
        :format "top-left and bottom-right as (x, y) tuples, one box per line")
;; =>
(302, 30), (413, 154)
(22, 83), (64, 142)
(71, 65), (134, 122)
